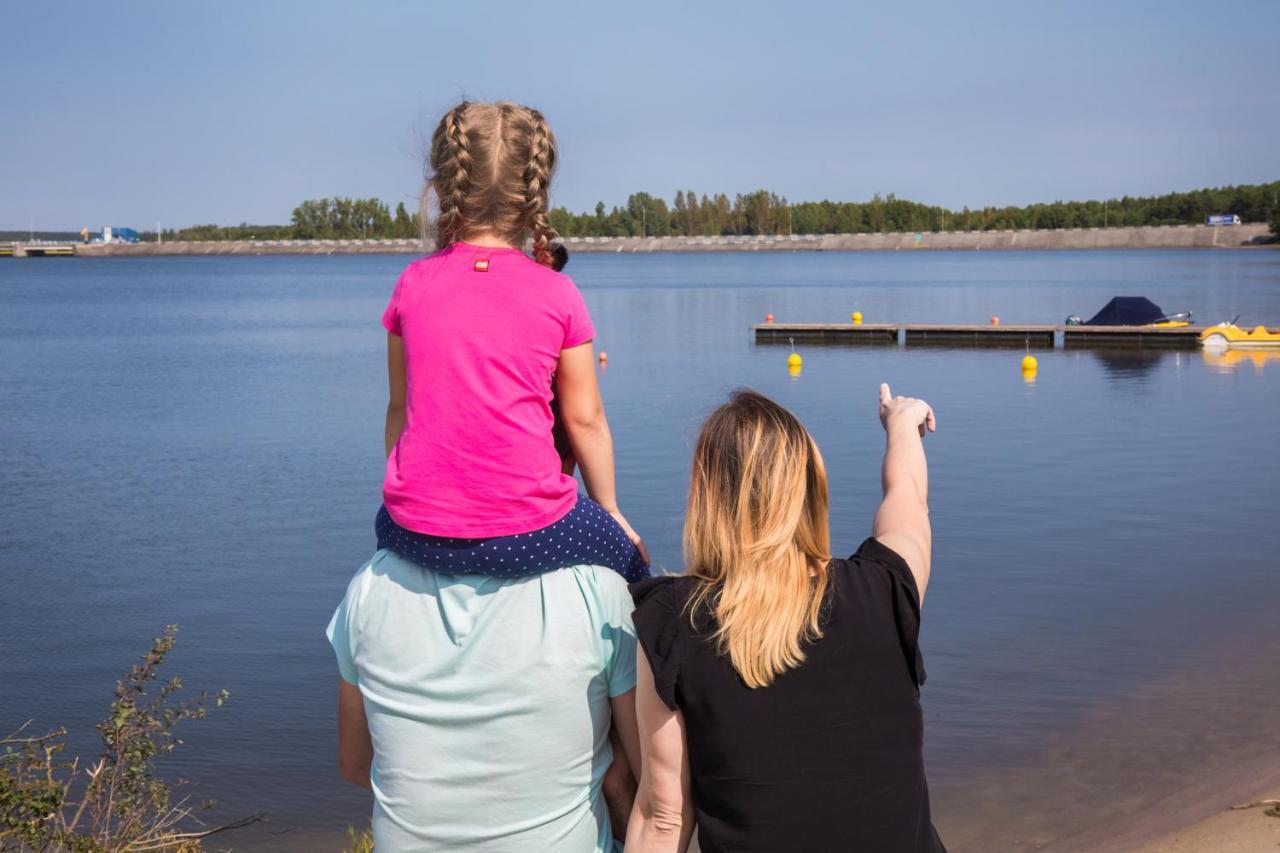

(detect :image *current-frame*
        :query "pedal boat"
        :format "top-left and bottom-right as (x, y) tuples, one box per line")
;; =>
(1199, 324), (1280, 349)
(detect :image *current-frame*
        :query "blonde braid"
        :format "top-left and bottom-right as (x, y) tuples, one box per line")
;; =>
(522, 108), (558, 267)
(433, 101), (473, 247)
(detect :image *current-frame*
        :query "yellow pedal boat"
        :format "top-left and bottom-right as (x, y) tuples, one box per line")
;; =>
(1199, 324), (1280, 349)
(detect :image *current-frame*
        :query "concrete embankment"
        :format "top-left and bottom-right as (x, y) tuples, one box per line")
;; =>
(68, 223), (1274, 257)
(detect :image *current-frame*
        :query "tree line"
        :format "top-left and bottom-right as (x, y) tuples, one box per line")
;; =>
(549, 182), (1280, 237)
(159, 197), (422, 242)
(150, 182), (1277, 242)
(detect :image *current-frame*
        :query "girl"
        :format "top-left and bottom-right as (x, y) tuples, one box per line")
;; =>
(377, 100), (649, 583)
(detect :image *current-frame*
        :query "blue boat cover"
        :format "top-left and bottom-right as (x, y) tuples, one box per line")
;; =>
(1085, 296), (1165, 326)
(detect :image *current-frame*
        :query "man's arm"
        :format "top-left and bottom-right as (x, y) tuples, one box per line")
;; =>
(625, 651), (694, 853)
(338, 679), (373, 789)
(604, 688), (642, 840)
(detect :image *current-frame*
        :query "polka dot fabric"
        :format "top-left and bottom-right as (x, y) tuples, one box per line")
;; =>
(375, 495), (649, 584)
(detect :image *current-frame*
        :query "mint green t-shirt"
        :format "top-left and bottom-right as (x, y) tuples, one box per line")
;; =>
(327, 551), (637, 852)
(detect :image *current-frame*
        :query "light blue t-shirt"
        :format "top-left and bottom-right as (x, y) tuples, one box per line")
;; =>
(327, 551), (637, 852)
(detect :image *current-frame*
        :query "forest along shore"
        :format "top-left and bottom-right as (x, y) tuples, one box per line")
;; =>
(66, 223), (1275, 257)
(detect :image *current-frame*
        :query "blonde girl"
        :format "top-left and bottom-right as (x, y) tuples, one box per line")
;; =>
(627, 387), (946, 853)
(375, 101), (648, 580)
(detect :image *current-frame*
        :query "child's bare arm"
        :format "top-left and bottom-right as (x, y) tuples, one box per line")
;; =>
(555, 341), (615, 506)
(555, 342), (649, 562)
(385, 333), (407, 458)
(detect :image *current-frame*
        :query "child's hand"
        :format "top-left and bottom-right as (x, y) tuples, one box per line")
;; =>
(609, 509), (651, 566)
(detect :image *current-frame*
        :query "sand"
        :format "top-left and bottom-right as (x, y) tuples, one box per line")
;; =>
(1129, 788), (1280, 852)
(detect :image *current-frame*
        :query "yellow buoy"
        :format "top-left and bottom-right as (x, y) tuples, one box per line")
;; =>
(851, 311), (863, 325)
(788, 352), (803, 368)
(788, 363), (802, 378)
(1021, 366), (1037, 384)
(1021, 354), (1038, 371)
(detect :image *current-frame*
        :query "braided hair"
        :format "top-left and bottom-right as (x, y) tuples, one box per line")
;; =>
(425, 101), (561, 268)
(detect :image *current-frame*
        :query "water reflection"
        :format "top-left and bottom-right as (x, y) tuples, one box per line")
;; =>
(1089, 348), (1165, 383)
(1201, 347), (1280, 374)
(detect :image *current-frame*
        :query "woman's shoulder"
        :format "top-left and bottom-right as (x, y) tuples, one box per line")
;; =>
(630, 573), (698, 614)
(629, 574), (699, 711)
(833, 538), (919, 605)
(832, 538), (927, 687)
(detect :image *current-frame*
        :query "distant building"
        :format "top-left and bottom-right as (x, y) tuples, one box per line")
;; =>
(82, 226), (141, 243)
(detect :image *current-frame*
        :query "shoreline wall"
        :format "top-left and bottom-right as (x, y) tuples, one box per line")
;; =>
(69, 223), (1274, 257)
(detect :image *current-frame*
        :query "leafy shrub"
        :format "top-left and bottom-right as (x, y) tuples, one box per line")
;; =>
(1, 626), (260, 851)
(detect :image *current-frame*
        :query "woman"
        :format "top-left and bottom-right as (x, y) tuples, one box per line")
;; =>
(626, 385), (946, 852)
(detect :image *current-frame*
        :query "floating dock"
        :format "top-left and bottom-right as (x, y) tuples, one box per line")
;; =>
(753, 323), (1206, 349)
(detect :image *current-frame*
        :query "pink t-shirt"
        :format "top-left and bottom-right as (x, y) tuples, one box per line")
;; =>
(381, 242), (596, 537)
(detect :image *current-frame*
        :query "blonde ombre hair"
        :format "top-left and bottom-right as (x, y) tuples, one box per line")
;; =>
(424, 100), (559, 267)
(685, 390), (833, 688)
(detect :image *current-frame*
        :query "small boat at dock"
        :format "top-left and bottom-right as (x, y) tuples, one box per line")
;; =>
(1199, 323), (1280, 350)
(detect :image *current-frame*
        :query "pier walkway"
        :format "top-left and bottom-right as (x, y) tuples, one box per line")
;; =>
(754, 322), (1205, 349)
(0, 242), (75, 257)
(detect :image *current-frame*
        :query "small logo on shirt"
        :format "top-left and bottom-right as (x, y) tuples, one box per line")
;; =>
(474, 259), (490, 272)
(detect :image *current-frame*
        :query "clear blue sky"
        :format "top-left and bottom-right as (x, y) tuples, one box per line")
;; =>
(4, 0), (1277, 230)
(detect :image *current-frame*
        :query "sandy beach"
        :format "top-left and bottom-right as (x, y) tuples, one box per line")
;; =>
(1129, 786), (1280, 852)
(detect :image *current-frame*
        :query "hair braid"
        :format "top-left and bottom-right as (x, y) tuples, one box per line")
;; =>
(433, 101), (473, 247)
(522, 108), (558, 267)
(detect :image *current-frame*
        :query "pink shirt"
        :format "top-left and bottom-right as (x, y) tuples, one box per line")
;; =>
(381, 242), (595, 537)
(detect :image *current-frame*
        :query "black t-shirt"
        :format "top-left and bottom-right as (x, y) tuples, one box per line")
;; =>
(630, 538), (946, 853)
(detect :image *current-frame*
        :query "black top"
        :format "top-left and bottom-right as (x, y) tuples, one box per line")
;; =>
(630, 538), (946, 853)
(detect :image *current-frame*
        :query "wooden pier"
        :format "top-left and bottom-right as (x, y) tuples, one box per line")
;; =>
(753, 323), (1206, 349)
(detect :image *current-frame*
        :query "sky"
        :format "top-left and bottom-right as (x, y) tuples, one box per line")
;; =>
(3, 0), (1277, 230)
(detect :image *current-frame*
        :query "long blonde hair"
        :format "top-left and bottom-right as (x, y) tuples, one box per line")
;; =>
(424, 101), (559, 267)
(685, 390), (833, 688)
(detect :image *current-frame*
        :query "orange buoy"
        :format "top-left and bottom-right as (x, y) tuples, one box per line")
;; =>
(765, 313), (775, 323)
(598, 351), (608, 364)
(990, 316), (1000, 326)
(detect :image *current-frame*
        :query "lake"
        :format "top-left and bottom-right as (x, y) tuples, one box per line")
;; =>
(2, 249), (1278, 851)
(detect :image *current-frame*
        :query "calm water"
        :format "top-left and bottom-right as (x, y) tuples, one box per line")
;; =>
(2, 250), (1279, 851)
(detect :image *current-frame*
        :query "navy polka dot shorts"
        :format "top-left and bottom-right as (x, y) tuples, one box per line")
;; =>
(375, 495), (650, 584)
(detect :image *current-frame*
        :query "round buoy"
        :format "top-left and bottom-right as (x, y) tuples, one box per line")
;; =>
(1021, 354), (1038, 371)
(788, 352), (803, 368)
(598, 351), (608, 364)
(990, 316), (1000, 326)
(1021, 367), (1037, 384)
(788, 364), (802, 378)
(851, 311), (863, 325)
(765, 313), (775, 323)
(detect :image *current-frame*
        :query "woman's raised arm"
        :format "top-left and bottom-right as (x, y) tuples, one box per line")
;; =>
(872, 383), (937, 602)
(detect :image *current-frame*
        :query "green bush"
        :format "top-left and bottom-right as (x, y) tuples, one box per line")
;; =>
(0, 626), (260, 851)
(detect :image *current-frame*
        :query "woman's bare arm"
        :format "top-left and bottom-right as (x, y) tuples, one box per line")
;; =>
(872, 383), (936, 601)
(625, 651), (694, 853)
(338, 679), (373, 789)
(385, 333), (407, 458)
(555, 341), (649, 563)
